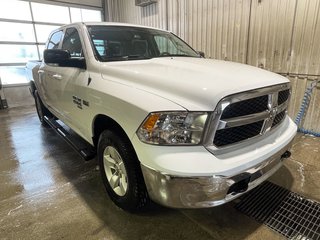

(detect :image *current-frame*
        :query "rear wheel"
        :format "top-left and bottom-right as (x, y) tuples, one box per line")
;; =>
(34, 90), (52, 126)
(98, 129), (149, 212)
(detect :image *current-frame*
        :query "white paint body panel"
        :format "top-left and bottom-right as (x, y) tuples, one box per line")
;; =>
(100, 57), (290, 111)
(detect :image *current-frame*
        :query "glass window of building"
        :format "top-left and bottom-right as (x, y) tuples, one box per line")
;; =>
(0, 0), (103, 85)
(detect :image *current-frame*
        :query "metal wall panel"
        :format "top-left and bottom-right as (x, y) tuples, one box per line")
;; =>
(105, 0), (166, 29)
(247, 0), (320, 76)
(247, 0), (296, 72)
(289, 0), (320, 75)
(167, 0), (251, 63)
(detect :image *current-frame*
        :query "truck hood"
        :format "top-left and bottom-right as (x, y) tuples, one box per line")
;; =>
(101, 57), (289, 111)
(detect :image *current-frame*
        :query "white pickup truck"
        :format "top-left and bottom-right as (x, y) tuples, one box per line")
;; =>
(26, 22), (297, 212)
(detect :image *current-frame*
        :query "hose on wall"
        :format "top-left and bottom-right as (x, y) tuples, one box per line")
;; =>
(294, 79), (320, 137)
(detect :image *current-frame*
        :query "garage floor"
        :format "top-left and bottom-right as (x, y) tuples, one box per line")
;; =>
(0, 105), (319, 240)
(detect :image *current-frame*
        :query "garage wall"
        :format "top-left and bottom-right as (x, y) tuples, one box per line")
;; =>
(105, 0), (166, 27)
(105, 0), (320, 131)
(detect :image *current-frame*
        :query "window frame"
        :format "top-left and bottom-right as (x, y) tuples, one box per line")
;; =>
(47, 30), (64, 50)
(0, 0), (103, 86)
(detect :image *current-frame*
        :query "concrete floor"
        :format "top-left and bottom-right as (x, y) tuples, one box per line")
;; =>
(0, 105), (319, 240)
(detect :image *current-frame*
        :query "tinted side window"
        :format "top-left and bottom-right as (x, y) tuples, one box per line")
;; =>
(47, 30), (63, 49)
(61, 27), (82, 58)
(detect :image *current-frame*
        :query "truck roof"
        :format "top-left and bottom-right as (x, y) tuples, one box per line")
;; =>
(59, 22), (170, 33)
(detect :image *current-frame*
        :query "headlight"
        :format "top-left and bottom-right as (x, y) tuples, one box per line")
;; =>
(137, 112), (208, 145)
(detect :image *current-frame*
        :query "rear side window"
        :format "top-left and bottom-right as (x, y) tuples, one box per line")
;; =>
(47, 30), (63, 49)
(61, 27), (83, 58)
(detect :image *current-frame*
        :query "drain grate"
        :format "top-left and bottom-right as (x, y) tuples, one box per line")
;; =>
(235, 181), (320, 240)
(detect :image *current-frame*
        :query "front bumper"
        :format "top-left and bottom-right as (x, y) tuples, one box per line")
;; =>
(141, 139), (293, 208)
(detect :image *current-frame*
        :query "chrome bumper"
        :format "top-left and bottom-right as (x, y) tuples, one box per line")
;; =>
(141, 140), (293, 208)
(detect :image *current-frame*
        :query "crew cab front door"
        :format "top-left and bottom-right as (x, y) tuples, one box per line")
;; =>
(38, 30), (64, 113)
(55, 26), (89, 137)
(40, 26), (89, 138)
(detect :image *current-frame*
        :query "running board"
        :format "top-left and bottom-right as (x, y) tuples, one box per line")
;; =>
(44, 116), (96, 161)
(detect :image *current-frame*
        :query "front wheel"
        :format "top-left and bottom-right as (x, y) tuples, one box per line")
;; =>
(98, 129), (149, 212)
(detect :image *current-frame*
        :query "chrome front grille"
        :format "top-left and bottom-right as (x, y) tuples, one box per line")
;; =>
(278, 89), (290, 105)
(211, 84), (291, 148)
(272, 110), (286, 128)
(213, 121), (264, 147)
(220, 95), (268, 119)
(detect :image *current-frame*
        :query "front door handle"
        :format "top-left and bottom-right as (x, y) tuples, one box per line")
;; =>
(52, 74), (62, 80)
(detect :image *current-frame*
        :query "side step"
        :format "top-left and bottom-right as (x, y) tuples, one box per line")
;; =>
(44, 116), (96, 161)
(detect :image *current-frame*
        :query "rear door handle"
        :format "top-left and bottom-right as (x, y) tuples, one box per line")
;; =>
(38, 70), (44, 74)
(52, 74), (62, 80)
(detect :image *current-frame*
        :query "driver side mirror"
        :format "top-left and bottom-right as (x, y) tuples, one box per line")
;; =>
(44, 49), (86, 69)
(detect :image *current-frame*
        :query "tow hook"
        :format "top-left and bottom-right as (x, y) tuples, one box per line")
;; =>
(281, 150), (291, 159)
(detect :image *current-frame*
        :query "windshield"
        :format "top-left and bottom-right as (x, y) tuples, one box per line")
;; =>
(87, 25), (199, 61)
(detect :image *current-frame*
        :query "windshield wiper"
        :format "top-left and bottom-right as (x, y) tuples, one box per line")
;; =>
(102, 56), (128, 61)
(156, 54), (198, 58)
(102, 55), (151, 61)
(126, 55), (151, 60)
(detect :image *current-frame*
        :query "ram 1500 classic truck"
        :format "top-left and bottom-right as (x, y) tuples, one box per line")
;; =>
(26, 22), (297, 212)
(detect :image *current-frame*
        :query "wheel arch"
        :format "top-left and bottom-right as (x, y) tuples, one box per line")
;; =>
(92, 114), (133, 149)
(95, 115), (150, 211)
(29, 80), (37, 98)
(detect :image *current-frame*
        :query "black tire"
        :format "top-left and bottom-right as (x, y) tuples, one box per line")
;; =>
(34, 90), (52, 127)
(98, 129), (149, 212)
